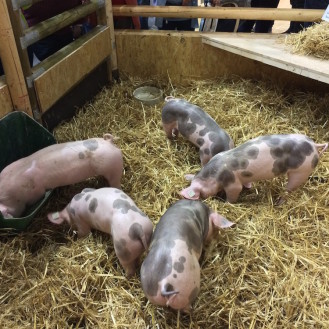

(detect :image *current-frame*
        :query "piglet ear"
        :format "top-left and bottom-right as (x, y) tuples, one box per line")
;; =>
(210, 212), (235, 229)
(47, 211), (65, 225)
(184, 174), (195, 181)
(180, 187), (200, 200)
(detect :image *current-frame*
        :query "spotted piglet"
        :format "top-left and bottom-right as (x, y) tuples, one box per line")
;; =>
(48, 187), (153, 277)
(140, 199), (234, 313)
(162, 97), (234, 166)
(0, 134), (123, 219)
(180, 134), (328, 204)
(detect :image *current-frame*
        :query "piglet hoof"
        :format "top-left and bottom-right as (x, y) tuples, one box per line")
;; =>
(274, 196), (286, 206)
(126, 271), (135, 279)
(171, 128), (179, 138)
(123, 264), (137, 278)
(181, 305), (192, 314)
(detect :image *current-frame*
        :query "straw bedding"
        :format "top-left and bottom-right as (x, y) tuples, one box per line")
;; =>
(285, 21), (329, 59)
(0, 76), (328, 328)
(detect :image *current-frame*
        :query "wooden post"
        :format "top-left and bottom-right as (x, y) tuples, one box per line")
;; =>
(0, 0), (32, 116)
(97, 0), (118, 81)
(5, 0), (43, 120)
(0, 76), (13, 117)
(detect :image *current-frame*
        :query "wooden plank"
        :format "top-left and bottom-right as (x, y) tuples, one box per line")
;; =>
(13, 0), (44, 10)
(6, 0), (42, 120)
(112, 6), (324, 21)
(33, 26), (111, 112)
(202, 33), (329, 85)
(0, 0), (32, 115)
(0, 77), (13, 118)
(114, 30), (329, 93)
(20, 0), (105, 49)
(97, 0), (117, 79)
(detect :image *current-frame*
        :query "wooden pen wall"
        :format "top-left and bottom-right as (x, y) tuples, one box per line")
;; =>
(0, 0), (115, 122)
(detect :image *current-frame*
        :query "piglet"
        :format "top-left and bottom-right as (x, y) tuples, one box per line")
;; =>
(180, 134), (328, 204)
(0, 134), (123, 218)
(140, 199), (234, 313)
(48, 187), (153, 277)
(162, 97), (234, 166)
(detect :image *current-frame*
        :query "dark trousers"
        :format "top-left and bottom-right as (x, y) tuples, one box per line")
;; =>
(238, 0), (280, 33)
(160, 19), (194, 31)
(216, 18), (241, 32)
(139, 0), (150, 29)
(28, 33), (73, 64)
(304, 0), (329, 28)
(286, 0), (304, 33)
(1, 33), (73, 75)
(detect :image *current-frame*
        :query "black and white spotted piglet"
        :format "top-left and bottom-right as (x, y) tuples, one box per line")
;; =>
(47, 188), (153, 277)
(162, 97), (234, 166)
(140, 199), (234, 313)
(180, 134), (328, 204)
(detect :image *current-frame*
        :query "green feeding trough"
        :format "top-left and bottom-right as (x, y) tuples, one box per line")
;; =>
(0, 111), (56, 231)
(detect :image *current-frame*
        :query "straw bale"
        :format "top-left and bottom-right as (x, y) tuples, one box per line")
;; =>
(285, 21), (329, 59)
(1, 76), (329, 328)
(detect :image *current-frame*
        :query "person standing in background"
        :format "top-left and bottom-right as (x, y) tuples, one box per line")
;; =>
(21, 0), (96, 65)
(1, 0), (95, 74)
(139, 0), (150, 29)
(112, 0), (141, 29)
(155, 0), (199, 31)
(284, 0), (305, 33)
(304, 0), (329, 28)
(237, 0), (280, 33)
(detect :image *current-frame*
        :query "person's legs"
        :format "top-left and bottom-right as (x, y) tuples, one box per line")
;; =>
(304, 0), (329, 8)
(31, 33), (73, 62)
(161, 19), (194, 31)
(304, 0), (329, 28)
(237, 20), (255, 32)
(216, 19), (238, 32)
(237, 0), (258, 32)
(254, 0), (280, 33)
(139, 0), (150, 29)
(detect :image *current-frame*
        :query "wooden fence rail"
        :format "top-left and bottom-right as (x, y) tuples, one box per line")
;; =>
(11, 0), (44, 10)
(1, 3), (326, 121)
(112, 6), (324, 22)
(21, 1), (105, 49)
(0, 0), (116, 121)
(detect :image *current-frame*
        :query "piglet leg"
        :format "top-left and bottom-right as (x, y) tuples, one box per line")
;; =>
(276, 171), (311, 205)
(225, 183), (243, 203)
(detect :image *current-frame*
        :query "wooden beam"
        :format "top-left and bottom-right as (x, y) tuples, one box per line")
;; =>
(6, 0), (42, 119)
(202, 33), (329, 84)
(20, 0), (105, 49)
(114, 30), (329, 93)
(33, 26), (111, 112)
(97, 0), (118, 79)
(11, 0), (44, 10)
(0, 0), (32, 115)
(112, 6), (324, 22)
(0, 77), (13, 117)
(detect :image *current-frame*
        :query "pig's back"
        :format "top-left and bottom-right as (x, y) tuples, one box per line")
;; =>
(223, 134), (318, 180)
